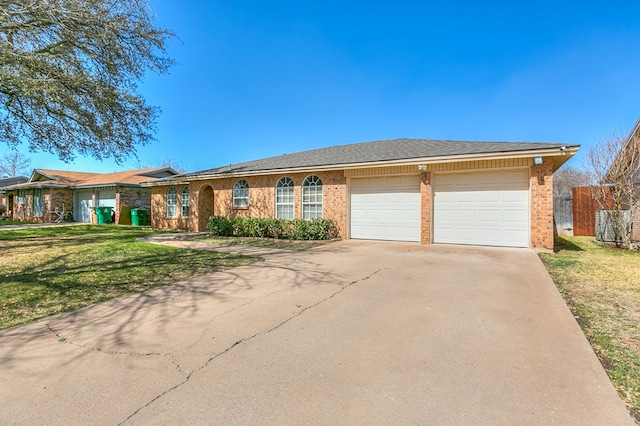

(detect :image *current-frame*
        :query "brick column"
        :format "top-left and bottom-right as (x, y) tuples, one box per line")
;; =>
(421, 172), (432, 244)
(530, 161), (554, 249)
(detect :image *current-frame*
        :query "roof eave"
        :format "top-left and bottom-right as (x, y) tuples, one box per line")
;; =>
(142, 146), (579, 186)
(72, 183), (141, 189)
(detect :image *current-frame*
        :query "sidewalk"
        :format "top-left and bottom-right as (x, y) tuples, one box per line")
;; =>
(0, 222), (83, 231)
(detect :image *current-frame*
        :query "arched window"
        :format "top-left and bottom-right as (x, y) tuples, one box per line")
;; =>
(181, 186), (190, 217)
(302, 175), (323, 220)
(167, 187), (177, 218)
(233, 180), (249, 208)
(275, 177), (294, 219)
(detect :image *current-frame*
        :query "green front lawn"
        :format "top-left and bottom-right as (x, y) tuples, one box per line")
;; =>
(0, 226), (257, 329)
(540, 237), (640, 421)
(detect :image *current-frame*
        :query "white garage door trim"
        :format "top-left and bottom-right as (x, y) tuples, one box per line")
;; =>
(433, 169), (530, 248)
(350, 175), (421, 242)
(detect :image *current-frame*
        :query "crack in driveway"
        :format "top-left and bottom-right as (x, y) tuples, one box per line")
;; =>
(117, 267), (387, 425)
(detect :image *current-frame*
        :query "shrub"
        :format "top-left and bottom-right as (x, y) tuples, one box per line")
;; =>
(207, 216), (233, 236)
(207, 216), (338, 240)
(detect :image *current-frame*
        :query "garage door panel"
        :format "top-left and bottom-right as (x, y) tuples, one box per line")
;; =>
(478, 191), (502, 203)
(503, 191), (528, 203)
(477, 209), (503, 222)
(434, 170), (529, 247)
(75, 191), (93, 223)
(503, 210), (529, 224)
(351, 176), (421, 242)
(456, 210), (478, 222)
(503, 230), (528, 245)
(455, 191), (477, 202)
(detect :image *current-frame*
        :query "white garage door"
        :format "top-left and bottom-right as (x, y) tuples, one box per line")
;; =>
(97, 189), (116, 208)
(75, 191), (93, 223)
(350, 175), (421, 242)
(433, 170), (529, 247)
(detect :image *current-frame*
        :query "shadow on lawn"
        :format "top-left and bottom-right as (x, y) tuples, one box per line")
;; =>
(0, 244), (348, 382)
(553, 236), (584, 253)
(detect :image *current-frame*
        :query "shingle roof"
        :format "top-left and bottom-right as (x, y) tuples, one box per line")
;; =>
(0, 176), (28, 188)
(75, 168), (176, 187)
(180, 138), (576, 179)
(34, 170), (101, 186)
(3, 167), (177, 190)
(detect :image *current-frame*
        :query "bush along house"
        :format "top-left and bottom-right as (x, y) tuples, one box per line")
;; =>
(143, 138), (578, 249)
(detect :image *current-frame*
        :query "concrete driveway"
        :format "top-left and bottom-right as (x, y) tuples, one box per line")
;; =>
(0, 240), (633, 425)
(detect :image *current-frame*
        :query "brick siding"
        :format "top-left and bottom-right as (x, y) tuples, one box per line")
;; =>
(151, 171), (347, 236)
(150, 164), (554, 249)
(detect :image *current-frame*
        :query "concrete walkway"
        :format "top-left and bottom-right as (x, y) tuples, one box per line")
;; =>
(0, 239), (633, 425)
(0, 222), (83, 231)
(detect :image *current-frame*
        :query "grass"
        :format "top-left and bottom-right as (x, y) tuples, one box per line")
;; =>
(539, 236), (640, 422)
(0, 225), (258, 329)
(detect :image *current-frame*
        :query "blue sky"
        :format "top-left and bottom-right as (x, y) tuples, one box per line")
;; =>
(21, 1), (640, 174)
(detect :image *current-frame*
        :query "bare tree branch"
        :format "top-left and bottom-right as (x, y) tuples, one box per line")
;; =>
(553, 164), (589, 197)
(585, 133), (640, 249)
(0, 150), (30, 176)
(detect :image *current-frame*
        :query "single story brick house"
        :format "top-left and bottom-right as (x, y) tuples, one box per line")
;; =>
(5, 167), (177, 224)
(144, 139), (579, 249)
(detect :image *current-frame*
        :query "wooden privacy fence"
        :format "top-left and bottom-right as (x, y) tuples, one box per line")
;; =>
(553, 195), (573, 236)
(572, 187), (597, 236)
(571, 186), (619, 237)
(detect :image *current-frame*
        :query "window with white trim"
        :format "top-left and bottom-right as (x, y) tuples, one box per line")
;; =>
(302, 175), (323, 220)
(167, 187), (177, 218)
(181, 186), (190, 217)
(233, 180), (249, 208)
(275, 177), (294, 219)
(33, 188), (44, 217)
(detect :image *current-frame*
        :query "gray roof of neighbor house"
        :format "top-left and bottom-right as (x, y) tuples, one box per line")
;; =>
(0, 176), (28, 188)
(152, 138), (578, 184)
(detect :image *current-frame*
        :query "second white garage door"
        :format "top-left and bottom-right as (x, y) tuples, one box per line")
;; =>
(350, 175), (421, 242)
(433, 170), (530, 247)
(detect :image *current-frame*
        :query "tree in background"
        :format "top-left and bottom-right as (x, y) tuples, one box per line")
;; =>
(0, 150), (30, 177)
(553, 164), (589, 197)
(0, 0), (174, 162)
(158, 156), (186, 174)
(586, 134), (640, 249)
(133, 156), (186, 174)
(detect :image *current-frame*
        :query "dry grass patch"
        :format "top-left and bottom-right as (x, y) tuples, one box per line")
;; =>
(0, 225), (257, 329)
(539, 236), (640, 421)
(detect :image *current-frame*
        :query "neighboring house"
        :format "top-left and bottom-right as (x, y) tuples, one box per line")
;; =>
(4, 168), (178, 224)
(617, 117), (640, 242)
(0, 176), (28, 216)
(143, 138), (578, 250)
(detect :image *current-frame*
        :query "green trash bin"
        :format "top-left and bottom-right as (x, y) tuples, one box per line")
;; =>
(94, 206), (113, 224)
(131, 208), (147, 226)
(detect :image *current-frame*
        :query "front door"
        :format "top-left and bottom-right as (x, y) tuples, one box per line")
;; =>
(197, 186), (214, 231)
